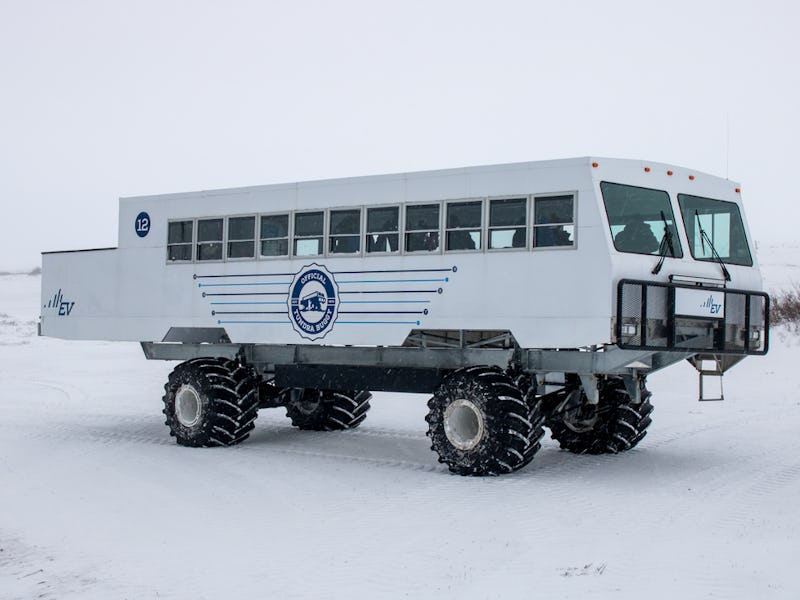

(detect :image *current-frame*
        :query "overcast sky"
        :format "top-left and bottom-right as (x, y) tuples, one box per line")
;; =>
(1, 0), (798, 270)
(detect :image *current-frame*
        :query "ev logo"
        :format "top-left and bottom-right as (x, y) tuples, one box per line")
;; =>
(135, 211), (151, 238)
(44, 289), (76, 316)
(701, 294), (723, 315)
(288, 264), (340, 341)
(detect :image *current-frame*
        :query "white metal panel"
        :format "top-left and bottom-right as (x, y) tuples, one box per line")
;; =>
(44, 157), (765, 348)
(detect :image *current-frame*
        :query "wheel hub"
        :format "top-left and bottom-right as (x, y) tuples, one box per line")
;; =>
(562, 403), (599, 433)
(444, 399), (485, 451)
(175, 384), (202, 427)
(293, 389), (322, 415)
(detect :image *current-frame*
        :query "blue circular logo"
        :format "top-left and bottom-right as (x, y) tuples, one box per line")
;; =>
(135, 211), (151, 238)
(288, 264), (339, 341)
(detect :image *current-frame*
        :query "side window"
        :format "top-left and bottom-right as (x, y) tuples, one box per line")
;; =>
(405, 204), (440, 252)
(366, 206), (399, 253)
(533, 195), (575, 248)
(260, 214), (289, 257)
(167, 220), (193, 262)
(197, 218), (223, 261)
(601, 183), (682, 257)
(227, 216), (255, 259)
(293, 211), (324, 256)
(329, 208), (361, 254)
(446, 201), (482, 251)
(488, 198), (527, 249)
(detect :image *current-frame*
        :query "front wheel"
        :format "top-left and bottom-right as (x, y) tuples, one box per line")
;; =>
(547, 377), (653, 455)
(425, 366), (544, 476)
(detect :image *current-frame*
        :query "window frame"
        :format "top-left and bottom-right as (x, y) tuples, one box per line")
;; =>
(166, 218), (195, 263)
(195, 217), (225, 262)
(532, 192), (578, 251)
(226, 214), (257, 261)
(365, 204), (402, 255)
(259, 212), (291, 260)
(444, 198), (483, 253)
(486, 195), (529, 252)
(292, 209), (326, 258)
(677, 193), (753, 267)
(403, 201), (443, 254)
(600, 182), (683, 258)
(328, 206), (364, 256)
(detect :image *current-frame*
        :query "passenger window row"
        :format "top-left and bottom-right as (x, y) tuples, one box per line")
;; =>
(166, 194), (576, 262)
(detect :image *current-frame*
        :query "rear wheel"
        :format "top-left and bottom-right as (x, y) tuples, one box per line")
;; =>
(285, 388), (372, 431)
(547, 377), (653, 455)
(425, 366), (544, 476)
(162, 357), (260, 447)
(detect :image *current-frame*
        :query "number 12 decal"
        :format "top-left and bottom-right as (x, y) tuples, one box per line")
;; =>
(135, 211), (151, 238)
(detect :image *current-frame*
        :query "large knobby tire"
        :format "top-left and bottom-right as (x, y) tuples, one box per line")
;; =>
(425, 366), (544, 476)
(547, 377), (653, 455)
(285, 389), (372, 431)
(162, 357), (260, 447)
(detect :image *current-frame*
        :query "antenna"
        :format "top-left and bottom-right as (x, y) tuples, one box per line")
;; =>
(725, 112), (730, 180)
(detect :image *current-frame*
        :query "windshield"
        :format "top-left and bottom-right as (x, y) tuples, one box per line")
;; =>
(600, 182), (683, 257)
(677, 194), (752, 267)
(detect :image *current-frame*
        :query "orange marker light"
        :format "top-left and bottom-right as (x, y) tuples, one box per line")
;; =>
(667, 170), (673, 176)
(735, 187), (741, 193)
(592, 162), (599, 168)
(644, 167), (651, 172)
(689, 175), (695, 181)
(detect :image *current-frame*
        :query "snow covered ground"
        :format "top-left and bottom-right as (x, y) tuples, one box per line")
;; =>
(1, 248), (798, 599)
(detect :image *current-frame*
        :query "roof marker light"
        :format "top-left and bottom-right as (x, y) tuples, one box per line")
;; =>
(689, 175), (695, 181)
(592, 162), (599, 168)
(735, 187), (741, 193)
(644, 167), (651, 172)
(667, 170), (673, 176)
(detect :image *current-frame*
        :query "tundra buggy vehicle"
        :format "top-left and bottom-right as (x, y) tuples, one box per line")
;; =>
(40, 157), (769, 475)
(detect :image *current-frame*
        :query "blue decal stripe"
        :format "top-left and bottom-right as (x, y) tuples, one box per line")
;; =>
(198, 282), (291, 287)
(337, 321), (421, 325)
(340, 300), (430, 304)
(332, 268), (454, 275)
(339, 289), (438, 294)
(217, 320), (290, 324)
(210, 301), (286, 305)
(213, 311), (288, 315)
(339, 310), (425, 315)
(204, 292), (288, 296)
(196, 272), (293, 278)
(337, 278), (448, 284)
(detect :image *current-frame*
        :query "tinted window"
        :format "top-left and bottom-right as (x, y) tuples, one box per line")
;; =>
(228, 216), (255, 259)
(329, 208), (361, 254)
(294, 211), (324, 256)
(533, 195), (575, 248)
(197, 218), (223, 261)
(678, 194), (752, 266)
(260, 214), (289, 257)
(367, 206), (399, 253)
(167, 219), (193, 262)
(446, 201), (482, 251)
(601, 183), (682, 257)
(405, 204), (440, 252)
(489, 198), (526, 249)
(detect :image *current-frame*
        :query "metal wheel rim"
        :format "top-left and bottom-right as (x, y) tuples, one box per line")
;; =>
(444, 398), (485, 451)
(562, 405), (599, 433)
(175, 384), (202, 428)
(295, 389), (322, 415)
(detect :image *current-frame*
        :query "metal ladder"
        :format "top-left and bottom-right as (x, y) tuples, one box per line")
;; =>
(687, 354), (745, 402)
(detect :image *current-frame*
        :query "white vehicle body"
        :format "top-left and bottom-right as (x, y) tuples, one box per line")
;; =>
(40, 156), (766, 352)
(39, 156), (770, 475)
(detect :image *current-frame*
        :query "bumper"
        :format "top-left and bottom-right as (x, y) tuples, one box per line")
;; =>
(616, 279), (769, 355)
